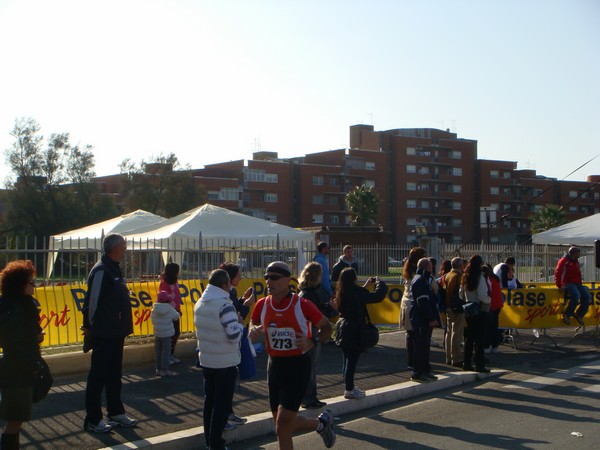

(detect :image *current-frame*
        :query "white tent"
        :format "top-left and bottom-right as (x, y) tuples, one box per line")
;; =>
(124, 203), (315, 248)
(46, 210), (166, 277)
(532, 213), (600, 246)
(123, 204), (316, 269)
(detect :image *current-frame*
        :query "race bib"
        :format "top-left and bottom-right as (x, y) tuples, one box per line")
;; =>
(268, 326), (297, 351)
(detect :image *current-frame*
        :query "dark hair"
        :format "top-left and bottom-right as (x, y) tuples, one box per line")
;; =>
(317, 241), (329, 252)
(335, 267), (357, 310)
(482, 264), (499, 282)
(208, 269), (230, 288)
(504, 256), (516, 266)
(402, 247), (426, 280)
(438, 259), (452, 277)
(0, 260), (36, 297)
(461, 255), (484, 291)
(218, 262), (240, 280)
(161, 262), (180, 284)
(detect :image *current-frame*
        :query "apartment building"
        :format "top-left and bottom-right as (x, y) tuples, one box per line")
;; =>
(74, 124), (600, 245)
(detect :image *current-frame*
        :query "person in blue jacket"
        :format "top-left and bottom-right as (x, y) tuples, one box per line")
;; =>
(408, 258), (441, 383)
(314, 242), (333, 298)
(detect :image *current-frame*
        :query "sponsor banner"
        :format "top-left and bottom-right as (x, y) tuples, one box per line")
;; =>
(33, 280), (600, 347)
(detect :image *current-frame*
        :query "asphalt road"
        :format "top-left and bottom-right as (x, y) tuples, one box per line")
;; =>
(231, 353), (600, 449)
(11, 327), (600, 449)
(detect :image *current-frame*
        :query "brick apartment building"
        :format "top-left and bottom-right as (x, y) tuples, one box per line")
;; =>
(83, 124), (600, 245)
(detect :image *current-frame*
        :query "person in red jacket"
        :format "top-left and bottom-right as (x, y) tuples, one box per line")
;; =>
(554, 246), (591, 326)
(482, 264), (504, 353)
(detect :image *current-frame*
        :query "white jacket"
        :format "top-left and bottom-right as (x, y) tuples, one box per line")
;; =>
(194, 284), (243, 369)
(151, 302), (180, 338)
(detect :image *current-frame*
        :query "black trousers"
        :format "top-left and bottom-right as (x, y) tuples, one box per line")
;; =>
(85, 336), (126, 424)
(464, 312), (487, 368)
(412, 326), (433, 376)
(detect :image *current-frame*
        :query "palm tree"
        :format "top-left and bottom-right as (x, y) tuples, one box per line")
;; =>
(345, 185), (381, 226)
(529, 204), (566, 234)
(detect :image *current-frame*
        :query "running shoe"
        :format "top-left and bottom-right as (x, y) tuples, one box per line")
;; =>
(317, 409), (336, 448)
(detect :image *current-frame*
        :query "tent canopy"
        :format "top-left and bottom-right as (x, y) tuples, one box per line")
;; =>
(47, 210), (167, 278)
(532, 213), (600, 246)
(123, 203), (315, 249)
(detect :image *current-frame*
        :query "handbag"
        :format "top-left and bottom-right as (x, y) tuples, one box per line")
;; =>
(32, 354), (53, 403)
(359, 310), (379, 350)
(238, 328), (256, 380)
(463, 301), (481, 319)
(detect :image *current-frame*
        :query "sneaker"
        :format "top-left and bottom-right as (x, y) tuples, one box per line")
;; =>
(303, 399), (327, 409)
(562, 314), (571, 325)
(344, 388), (366, 399)
(475, 366), (491, 373)
(170, 356), (181, 365)
(491, 347), (500, 354)
(484, 347), (491, 354)
(410, 375), (431, 383)
(317, 409), (336, 448)
(224, 421), (236, 431)
(106, 414), (138, 428)
(84, 419), (113, 433)
(228, 413), (247, 425)
(574, 315), (585, 326)
(424, 373), (438, 381)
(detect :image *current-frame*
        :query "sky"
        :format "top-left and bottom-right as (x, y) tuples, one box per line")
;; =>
(0, 0), (599, 183)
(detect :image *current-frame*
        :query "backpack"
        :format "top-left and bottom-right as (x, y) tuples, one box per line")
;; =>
(450, 289), (465, 313)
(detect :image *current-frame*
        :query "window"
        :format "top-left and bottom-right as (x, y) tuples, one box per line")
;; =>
(421, 200), (430, 209)
(452, 218), (462, 226)
(490, 170), (499, 178)
(503, 172), (511, 179)
(366, 161), (376, 170)
(312, 195), (323, 204)
(503, 188), (511, 195)
(490, 187), (499, 195)
(265, 193), (278, 203)
(312, 176), (323, 185)
(312, 214), (323, 224)
(266, 214), (278, 222)
(329, 177), (338, 186)
(452, 167), (462, 176)
(407, 200), (417, 208)
(207, 191), (220, 200)
(452, 201), (462, 210)
(406, 164), (416, 174)
(331, 215), (339, 224)
(245, 169), (278, 183)
(364, 180), (375, 188)
(406, 147), (416, 156)
(220, 188), (241, 201)
(450, 150), (462, 160)
(407, 182), (417, 191)
(452, 235), (462, 243)
(569, 190), (578, 198)
(418, 166), (430, 175)
(569, 206), (577, 213)
(418, 184), (430, 191)
(406, 217), (417, 225)
(452, 184), (462, 193)
(328, 196), (337, 206)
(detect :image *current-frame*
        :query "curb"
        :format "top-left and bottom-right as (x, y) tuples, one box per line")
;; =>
(102, 369), (506, 450)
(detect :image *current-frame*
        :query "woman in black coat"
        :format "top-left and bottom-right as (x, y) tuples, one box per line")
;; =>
(335, 267), (388, 400)
(0, 260), (45, 449)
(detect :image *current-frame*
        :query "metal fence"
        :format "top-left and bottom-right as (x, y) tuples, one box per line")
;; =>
(1, 235), (598, 283)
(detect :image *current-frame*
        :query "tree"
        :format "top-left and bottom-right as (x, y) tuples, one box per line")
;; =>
(345, 185), (381, 226)
(2, 117), (116, 237)
(119, 153), (204, 217)
(529, 204), (567, 234)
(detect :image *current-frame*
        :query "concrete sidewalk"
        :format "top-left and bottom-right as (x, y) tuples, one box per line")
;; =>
(21, 327), (600, 450)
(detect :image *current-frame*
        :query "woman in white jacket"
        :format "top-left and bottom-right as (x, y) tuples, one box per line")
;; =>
(459, 255), (491, 373)
(151, 291), (180, 377)
(194, 269), (244, 450)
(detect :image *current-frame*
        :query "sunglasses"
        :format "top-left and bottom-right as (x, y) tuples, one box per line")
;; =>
(264, 274), (284, 281)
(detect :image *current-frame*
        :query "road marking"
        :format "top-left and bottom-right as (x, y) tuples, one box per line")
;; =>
(504, 359), (600, 390)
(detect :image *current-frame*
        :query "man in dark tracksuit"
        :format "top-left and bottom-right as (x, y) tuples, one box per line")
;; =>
(409, 258), (440, 383)
(82, 233), (136, 432)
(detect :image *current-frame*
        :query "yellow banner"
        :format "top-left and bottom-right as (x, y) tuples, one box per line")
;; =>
(33, 281), (600, 347)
